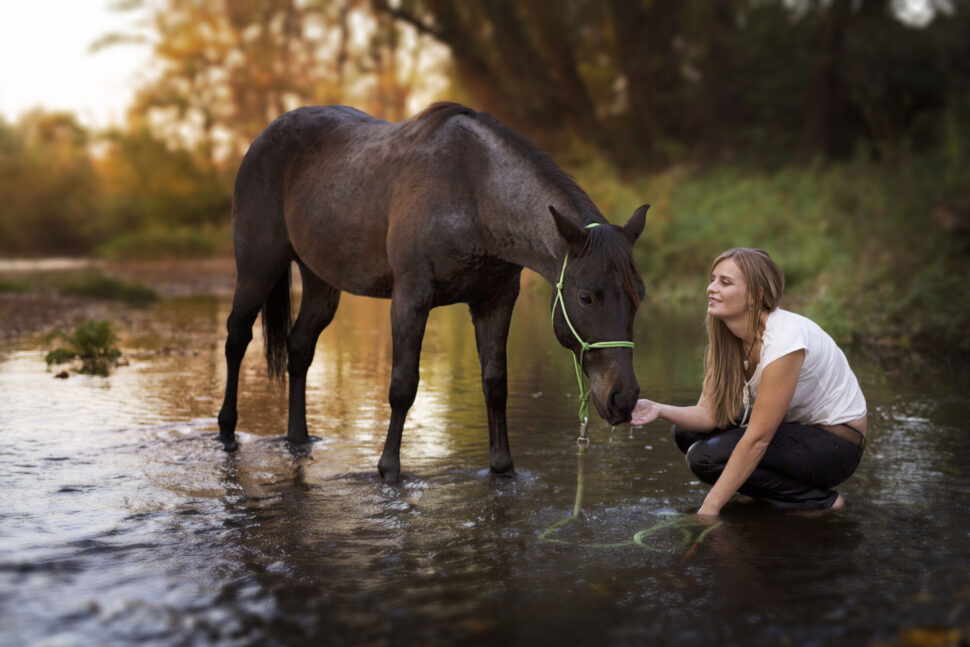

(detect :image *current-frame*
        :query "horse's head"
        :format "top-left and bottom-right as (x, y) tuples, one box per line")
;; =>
(549, 204), (648, 425)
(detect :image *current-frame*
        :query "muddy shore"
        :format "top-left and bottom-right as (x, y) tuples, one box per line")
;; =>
(0, 257), (237, 341)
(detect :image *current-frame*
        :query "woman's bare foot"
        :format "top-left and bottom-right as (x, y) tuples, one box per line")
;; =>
(790, 494), (846, 517)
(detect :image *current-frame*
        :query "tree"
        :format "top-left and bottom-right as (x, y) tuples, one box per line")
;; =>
(104, 0), (440, 162)
(0, 112), (100, 254)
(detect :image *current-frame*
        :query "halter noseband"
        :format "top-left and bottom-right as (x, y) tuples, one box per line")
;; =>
(552, 223), (636, 422)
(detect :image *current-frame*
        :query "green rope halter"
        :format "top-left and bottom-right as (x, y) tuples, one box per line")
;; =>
(552, 222), (635, 422)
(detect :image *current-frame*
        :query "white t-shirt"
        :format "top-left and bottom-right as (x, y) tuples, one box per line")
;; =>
(747, 308), (867, 426)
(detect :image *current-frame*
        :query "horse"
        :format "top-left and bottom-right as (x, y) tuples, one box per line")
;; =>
(217, 102), (648, 482)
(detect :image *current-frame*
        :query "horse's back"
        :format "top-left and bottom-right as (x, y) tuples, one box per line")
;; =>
(235, 105), (386, 191)
(230, 106), (401, 295)
(231, 104), (507, 301)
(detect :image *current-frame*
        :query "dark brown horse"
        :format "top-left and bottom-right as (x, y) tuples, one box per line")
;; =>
(218, 102), (648, 482)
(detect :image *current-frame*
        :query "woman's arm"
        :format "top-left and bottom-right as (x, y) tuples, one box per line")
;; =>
(697, 349), (805, 516)
(630, 391), (717, 431)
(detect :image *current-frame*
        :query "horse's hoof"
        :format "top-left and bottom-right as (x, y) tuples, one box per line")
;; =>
(221, 438), (239, 452)
(490, 457), (515, 475)
(285, 441), (313, 457)
(378, 464), (400, 483)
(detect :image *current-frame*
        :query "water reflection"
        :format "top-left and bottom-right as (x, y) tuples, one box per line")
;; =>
(1, 286), (969, 645)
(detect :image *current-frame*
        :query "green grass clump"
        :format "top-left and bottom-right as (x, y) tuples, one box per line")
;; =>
(0, 278), (29, 293)
(60, 272), (158, 307)
(46, 319), (123, 376)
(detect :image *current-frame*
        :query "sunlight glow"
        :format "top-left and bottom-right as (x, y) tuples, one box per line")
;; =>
(0, 0), (152, 127)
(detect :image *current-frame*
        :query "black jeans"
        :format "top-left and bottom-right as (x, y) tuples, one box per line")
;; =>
(673, 422), (864, 510)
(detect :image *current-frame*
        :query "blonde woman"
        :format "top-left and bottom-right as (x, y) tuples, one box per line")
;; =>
(631, 248), (867, 514)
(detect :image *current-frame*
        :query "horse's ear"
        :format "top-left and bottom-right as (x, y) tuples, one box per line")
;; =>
(623, 204), (649, 244)
(549, 205), (588, 252)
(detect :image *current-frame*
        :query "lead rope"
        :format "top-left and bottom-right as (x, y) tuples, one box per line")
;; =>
(551, 223), (635, 432)
(541, 224), (721, 554)
(537, 440), (723, 554)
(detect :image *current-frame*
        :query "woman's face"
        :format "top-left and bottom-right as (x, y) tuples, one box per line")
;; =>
(707, 258), (749, 320)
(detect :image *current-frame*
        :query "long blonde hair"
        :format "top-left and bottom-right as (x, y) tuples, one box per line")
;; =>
(703, 248), (785, 428)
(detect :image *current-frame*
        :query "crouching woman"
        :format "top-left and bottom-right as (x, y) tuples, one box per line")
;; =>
(632, 247), (867, 515)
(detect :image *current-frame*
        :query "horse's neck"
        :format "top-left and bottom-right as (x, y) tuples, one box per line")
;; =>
(487, 200), (570, 285)
(477, 168), (573, 284)
(461, 121), (585, 283)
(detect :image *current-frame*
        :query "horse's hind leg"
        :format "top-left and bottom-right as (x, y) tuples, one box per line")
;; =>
(378, 283), (432, 482)
(217, 257), (291, 451)
(286, 261), (341, 444)
(469, 272), (521, 474)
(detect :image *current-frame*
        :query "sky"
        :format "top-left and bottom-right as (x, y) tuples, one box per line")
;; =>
(0, 0), (151, 128)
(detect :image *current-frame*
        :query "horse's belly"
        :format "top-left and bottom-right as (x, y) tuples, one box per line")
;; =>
(286, 201), (394, 297)
(299, 251), (394, 298)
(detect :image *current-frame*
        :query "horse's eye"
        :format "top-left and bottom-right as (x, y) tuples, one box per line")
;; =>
(579, 291), (593, 306)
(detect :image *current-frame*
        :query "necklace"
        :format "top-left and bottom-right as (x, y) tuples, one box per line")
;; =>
(743, 338), (758, 371)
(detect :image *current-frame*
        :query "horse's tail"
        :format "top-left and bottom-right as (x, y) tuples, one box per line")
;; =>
(262, 264), (292, 384)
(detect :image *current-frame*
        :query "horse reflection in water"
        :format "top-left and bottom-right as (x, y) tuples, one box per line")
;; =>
(217, 102), (648, 482)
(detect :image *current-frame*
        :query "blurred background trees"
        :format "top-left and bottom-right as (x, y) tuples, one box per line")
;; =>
(1, 0), (968, 347)
(3, 0), (968, 238)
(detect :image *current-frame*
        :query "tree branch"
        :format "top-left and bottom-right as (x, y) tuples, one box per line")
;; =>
(371, 0), (445, 41)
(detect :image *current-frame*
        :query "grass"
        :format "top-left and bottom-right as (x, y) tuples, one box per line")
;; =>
(0, 278), (29, 293)
(45, 319), (122, 376)
(58, 272), (159, 307)
(570, 154), (970, 353)
(95, 225), (232, 261)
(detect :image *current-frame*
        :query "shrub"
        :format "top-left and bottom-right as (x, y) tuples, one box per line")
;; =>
(45, 319), (123, 376)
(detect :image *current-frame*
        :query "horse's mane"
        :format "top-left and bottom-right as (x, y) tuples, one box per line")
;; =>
(409, 102), (642, 306)
(411, 103), (603, 219)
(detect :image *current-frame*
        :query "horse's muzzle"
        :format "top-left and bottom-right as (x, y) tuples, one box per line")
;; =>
(591, 383), (639, 425)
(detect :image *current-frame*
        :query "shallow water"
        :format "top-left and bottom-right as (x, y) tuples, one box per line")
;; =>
(1, 285), (968, 646)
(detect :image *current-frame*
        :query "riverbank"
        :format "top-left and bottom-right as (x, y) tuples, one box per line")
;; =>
(4, 150), (968, 354)
(569, 157), (970, 355)
(0, 257), (236, 342)
(3, 249), (966, 365)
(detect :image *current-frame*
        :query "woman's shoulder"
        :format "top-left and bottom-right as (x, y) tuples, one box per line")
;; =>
(761, 309), (820, 364)
(768, 308), (823, 336)
(765, 308), (839, 356)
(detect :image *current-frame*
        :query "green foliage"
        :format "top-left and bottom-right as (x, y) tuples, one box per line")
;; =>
(59, 272), (158, 307)
(0, 278), (29, 293)
(0, 114), (231, 256)
(97, 129), (232, 233)
(573, 153), (970, 353)
(95, 226), (232, 261)
(0, 111), (101, 254)
(45, 319), (123, 376)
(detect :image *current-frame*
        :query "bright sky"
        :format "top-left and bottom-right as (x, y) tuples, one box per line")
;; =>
(0, 0), (151, 128)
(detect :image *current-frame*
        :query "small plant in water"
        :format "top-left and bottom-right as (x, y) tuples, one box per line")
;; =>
(45, 319), (123, 376)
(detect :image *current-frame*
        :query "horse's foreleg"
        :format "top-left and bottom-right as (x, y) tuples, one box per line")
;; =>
(470, 276), (520, 475)
(286, 264), (341, 443)
(378, 292), (431, 482)
(217, 306), (259, 452)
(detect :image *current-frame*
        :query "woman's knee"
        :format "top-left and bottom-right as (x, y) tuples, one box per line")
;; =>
(672, 424), (697, 454)
(684, 441), (723, 485)
(683, 430), (743, 484)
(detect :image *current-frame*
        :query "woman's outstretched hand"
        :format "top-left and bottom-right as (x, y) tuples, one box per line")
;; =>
(630, 399), (662, 426)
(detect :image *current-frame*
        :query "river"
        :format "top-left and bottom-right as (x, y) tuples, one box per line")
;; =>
(1, 267), (968, 646)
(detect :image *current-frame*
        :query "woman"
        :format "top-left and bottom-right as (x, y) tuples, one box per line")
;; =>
(631, 248), (867, 514)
